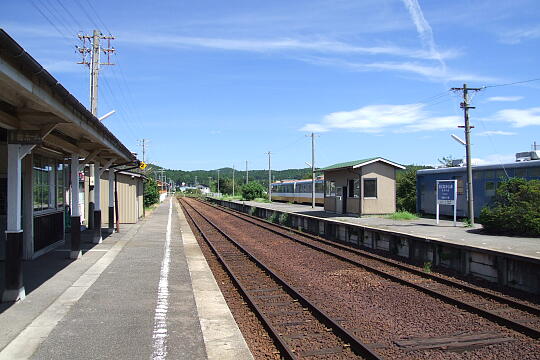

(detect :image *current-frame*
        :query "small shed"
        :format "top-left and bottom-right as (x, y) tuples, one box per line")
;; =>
(320, 157), (405, 216)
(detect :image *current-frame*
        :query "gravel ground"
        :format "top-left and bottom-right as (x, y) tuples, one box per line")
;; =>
(186, 198), (540, 360)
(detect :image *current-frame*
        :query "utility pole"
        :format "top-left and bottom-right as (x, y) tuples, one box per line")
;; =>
(265, 151), (272, 201)
(232, 164), (235, 196)
(77, 30), (114, 230)
(451, 83), (482, 225)
(217, 169), (220, 195)
(159, 169), (165, 193)
(306, 133), (318, 208)
(137, 139), (149, 163)
(77, 30), (115, 116)
(245, 160), (249, 184)
(194, 176), (197, 186)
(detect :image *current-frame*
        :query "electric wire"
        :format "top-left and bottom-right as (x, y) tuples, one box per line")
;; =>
(483, 77), (540, 89)
(29, 0), (74, 46)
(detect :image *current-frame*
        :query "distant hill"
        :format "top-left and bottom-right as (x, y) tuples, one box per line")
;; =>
(144, 163), (432, 187)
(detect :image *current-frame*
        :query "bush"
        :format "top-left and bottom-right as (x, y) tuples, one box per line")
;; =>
(396, 168), (417, 213)
(278, 213), (289, 226)
(144, 178), (160, 207)
(479, 178), (540, 236)
(241, 181), (265, 201)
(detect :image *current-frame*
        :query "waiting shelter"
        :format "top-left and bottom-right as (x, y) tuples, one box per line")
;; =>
(0, 30), (138, 302)
(320, 157), (405, 216)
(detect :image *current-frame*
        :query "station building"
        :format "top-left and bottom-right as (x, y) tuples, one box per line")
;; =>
(321, 157), (405, 215)
(416, 155), (540, 218)
(0, 30), (141, 302)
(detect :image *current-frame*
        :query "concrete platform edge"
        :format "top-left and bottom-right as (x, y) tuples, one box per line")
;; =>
(174, 199), (254, 360)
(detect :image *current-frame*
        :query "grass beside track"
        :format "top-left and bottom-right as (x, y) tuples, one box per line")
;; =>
(385, 211), (419, 220)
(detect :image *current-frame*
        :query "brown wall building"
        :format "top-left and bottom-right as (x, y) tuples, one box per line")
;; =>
(321, 158), (405, 216)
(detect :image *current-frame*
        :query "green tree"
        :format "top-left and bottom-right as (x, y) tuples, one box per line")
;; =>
(241, 181), (265, 200)
(396, 168), (417, 213)
(144, 178), (160, 207)
(479, 178), (540, 236)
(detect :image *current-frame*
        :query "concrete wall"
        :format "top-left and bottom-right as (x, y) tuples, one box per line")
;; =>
(211, 198), (540, 295)
(361, 162), (396, 214)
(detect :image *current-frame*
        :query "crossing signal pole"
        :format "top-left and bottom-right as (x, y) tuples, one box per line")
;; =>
(451, 84), (482, 225)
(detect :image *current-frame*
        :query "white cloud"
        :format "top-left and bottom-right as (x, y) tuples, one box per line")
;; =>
(492, 107), (540, 127)
(300, 103), (460, 133)
(300, 57), (497, 83)
(471, 154), (515, 166)
(120, 32), (460, 60)
(400, 0), (447, 75)
(477, 130), (516, 136)
(500, 26), (540, 44)
(486, 96), (523, 102)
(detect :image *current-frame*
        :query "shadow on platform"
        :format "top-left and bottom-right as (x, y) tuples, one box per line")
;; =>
(0, 228), (113, 314)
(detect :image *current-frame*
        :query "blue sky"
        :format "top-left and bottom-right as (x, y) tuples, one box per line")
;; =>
(2, 0), (540, 170)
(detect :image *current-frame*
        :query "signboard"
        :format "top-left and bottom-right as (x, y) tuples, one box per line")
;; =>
(436, 180), (458, 226)
(7, 130), (42, 144)
(437, 180), (456, 205)
(139, 161), (147, 170)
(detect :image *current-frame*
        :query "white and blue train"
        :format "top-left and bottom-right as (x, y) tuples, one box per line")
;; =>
(271, 179), (325, 205)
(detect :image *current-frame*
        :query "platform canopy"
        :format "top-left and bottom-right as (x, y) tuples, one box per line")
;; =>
(320, 157), (405, 172)
(0, 29), (135, 162)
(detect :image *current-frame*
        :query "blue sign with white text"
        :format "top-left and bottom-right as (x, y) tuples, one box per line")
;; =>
(437, 180), (456, 205)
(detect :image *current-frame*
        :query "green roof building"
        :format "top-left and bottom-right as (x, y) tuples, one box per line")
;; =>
(321, 157), (405, 216)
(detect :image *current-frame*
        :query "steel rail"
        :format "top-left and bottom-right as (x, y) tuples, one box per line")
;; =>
(198, 198), (540, 339)
(180, 198), (382, 360)
(207, 198), (540, 315)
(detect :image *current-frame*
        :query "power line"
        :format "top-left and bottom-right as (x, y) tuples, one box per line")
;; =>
(483, 77), (540, 89)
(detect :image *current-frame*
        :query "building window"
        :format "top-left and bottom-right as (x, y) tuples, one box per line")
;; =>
(529, 167), (540, 177)
(485, 170), (495, 178)
(515, 168), (526, 177)
(325, 180), (336, 196)
(315, 182), (324, 193)
(354, 179), (360, 198)
(485, 181), (496, 197)
(33, 156), (53, 211)
(495, 169), (506, 178)
(363, 178), (377, 198)
(473, 171), (483, 180)
(56, 163), (65, 207)
(453, 176), (464, 195)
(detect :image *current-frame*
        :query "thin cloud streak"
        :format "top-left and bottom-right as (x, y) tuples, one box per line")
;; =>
(401, 0), (447, 76)
(118, 32), (460, 60)
(477, 130), (516, 136)
(486, 96), (523, 102)
(300, 57), (497, 83)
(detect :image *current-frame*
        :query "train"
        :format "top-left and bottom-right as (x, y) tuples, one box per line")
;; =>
(271, 179), (325, 205)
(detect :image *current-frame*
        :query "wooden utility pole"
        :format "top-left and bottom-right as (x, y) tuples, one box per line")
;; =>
(451, 83), (482, 225)
(266, 151), (272, 201)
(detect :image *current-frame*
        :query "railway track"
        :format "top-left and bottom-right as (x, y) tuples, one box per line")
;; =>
(180, 198), (381, 359)
(198, 198), (540, 340)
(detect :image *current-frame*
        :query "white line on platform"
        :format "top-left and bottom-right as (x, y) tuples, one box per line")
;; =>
(151, 197), (172, 360)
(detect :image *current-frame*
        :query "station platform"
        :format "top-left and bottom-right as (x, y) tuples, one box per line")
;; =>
(0, 198), (252, 360)
(227, 200), (540, 261)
